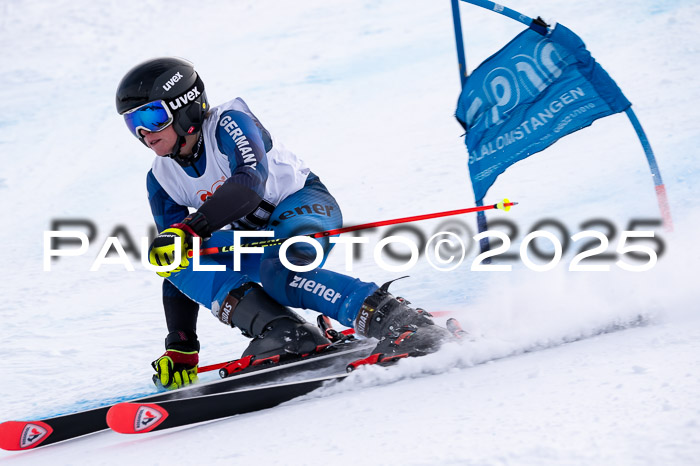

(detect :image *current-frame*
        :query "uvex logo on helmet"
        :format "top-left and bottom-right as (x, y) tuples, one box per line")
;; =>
(162, 72), (183, 91)
(168, 86), (201, 111)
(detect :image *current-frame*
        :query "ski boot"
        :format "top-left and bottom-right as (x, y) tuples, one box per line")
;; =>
(349, 279), (453, 369)
(214, 282), (331, 366)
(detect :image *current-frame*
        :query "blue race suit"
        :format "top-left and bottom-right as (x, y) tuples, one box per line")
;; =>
(147, 98), (377, 336)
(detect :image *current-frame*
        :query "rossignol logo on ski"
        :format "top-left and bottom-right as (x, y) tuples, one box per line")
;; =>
(162, 71), (183, 91)
(134, 406), (164, 432)
(168, 86), (201, 110)
(288, 275), (342, 304)
(19, 423), (49, 449)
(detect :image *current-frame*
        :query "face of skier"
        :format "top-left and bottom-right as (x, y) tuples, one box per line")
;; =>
(140, 126), (179, 157)
(140, 126), (201, 158)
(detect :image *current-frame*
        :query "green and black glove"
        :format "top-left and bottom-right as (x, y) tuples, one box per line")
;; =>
(152, 332), (201, 390)
(148, 212), (212, 277)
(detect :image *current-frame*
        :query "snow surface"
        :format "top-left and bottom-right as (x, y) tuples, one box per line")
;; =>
(1, 0), (699, 464)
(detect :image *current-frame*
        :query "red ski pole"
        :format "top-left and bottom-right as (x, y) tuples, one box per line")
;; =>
(188, 198), (517, 258)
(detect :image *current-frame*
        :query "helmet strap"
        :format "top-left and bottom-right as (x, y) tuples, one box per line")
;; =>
(166, 135), (187, 161)
(166, 132), (203, 162)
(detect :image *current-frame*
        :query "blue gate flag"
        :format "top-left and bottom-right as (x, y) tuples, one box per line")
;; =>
(456, 23), (631, 202)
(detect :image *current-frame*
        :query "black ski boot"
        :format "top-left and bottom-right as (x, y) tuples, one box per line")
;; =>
(215, 282), (330, 360)
(353, 279), (452, 362)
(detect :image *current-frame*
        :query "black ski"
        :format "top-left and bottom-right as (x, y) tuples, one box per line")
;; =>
(107, 373), (349, 434)
(0, 339), (373, 451)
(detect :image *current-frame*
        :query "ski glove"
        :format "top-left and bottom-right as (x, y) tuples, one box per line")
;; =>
(151, 349), (199, 390)
(148, 212), (212, 277)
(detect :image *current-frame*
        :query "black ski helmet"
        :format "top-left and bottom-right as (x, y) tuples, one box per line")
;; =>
(116, 57), (209, 142)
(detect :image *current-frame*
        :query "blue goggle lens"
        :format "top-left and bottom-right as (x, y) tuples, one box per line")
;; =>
(123, 100), (173, 137)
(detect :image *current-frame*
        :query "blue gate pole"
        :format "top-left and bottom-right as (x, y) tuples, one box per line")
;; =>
(451, 0), (468, 88)
(451, 0), (491, 255)
(625, 107), (673, 231)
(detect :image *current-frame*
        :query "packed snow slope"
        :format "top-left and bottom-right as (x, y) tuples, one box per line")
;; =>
(1, 0), (699, 464)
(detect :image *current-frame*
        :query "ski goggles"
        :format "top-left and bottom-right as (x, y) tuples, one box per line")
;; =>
(123, 100), (174, 138)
